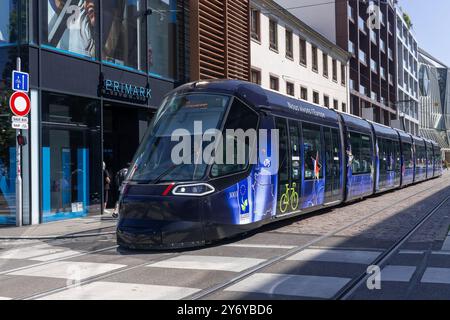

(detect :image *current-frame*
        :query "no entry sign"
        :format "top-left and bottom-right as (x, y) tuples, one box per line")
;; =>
(9, 91), (31, 117)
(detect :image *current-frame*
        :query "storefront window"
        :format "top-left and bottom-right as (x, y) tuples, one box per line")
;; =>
(41, 93), (101, 222)
(102, 0), (146, 71)
(43, 0), (98, 59)
(0, 100), (17, 224)
(0, 0), (19, 45)
(147, 0), (176, 79)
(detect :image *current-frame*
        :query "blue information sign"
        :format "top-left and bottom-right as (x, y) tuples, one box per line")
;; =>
(12, 70), (29, 92)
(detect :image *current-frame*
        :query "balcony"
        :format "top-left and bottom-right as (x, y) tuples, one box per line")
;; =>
(370, 30), (377, 44)
(348, 41), (356, 55)
(388, 48), (394, 61)
(359, 49), (367, 65)
(350, 79), (355, 90)
(358, 16), (366, 34)
(380, 39), (386, 53)
(388, 22), (393, 35)
(380, 67), (386, 79)
(348, 5), (354, 22)
(359, 84), (368, 96)
(379, 12), (385, 26)
(371, 91), (378, 101)
(370, 59), (378, 74)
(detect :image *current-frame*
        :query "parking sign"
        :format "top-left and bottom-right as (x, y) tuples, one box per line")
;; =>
(12, 70), (29, 92)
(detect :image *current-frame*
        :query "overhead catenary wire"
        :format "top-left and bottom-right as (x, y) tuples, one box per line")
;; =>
(259, 0), (395, 15)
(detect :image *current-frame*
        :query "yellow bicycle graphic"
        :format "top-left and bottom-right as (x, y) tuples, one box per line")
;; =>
(279, 183), (299, 213)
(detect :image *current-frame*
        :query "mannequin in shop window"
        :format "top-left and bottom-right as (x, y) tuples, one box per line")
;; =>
(47, 0), (96, 58)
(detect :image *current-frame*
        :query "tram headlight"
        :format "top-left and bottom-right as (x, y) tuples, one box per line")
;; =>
(172, 183), (215, 197)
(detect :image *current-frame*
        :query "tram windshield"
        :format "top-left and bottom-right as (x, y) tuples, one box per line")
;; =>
(128, 93), (231, 183)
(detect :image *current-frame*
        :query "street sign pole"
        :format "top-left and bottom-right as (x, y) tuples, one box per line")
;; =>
(15, 57), (22, 227)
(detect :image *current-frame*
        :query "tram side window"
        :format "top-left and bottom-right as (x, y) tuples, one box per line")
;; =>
(276, 118), (289, 184)
(210, 99), (258, 177)
(435, 148), (441, 167)
(378, 139), (388, 173)
(289, 120), (301, 182)
(394, 140), (401, 171)
(303, 123), (323, 180)
(380, 139), (395, 172)
(427, 145), (433, 167)
(416, 145), (426, 168)
(349, 132), (372, 175)
(402, 143), (414, 169)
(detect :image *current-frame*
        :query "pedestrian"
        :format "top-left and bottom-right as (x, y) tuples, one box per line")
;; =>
(103, 162), (111, 213)
(112, 163), (131, 219)
(115, 163), (131, 190)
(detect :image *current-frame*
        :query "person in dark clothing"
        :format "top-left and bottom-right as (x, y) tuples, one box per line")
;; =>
(112, 163), (131, 218)
(103, 162), (111, 211)
(115, 163), (131, 189)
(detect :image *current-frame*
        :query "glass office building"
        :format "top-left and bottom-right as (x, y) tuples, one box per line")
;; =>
(0, 0), (181, 225)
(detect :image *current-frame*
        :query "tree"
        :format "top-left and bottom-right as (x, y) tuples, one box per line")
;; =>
(403, 13), (413, 29)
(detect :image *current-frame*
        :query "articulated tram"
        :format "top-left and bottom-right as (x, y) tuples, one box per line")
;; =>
(116, 80), (443, 249)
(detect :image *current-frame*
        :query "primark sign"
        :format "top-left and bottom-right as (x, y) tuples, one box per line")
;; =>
(101, 79), (152, 104)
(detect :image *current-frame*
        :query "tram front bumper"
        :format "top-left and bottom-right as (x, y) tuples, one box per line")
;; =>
(116, 196), (206, 250)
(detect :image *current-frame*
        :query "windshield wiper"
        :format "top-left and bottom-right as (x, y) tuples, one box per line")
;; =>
(150, 164), (178, 185)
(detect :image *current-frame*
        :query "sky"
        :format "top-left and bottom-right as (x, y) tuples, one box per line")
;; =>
(399, 0), (450, 66)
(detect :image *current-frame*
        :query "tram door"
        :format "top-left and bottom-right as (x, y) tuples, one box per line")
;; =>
(276, 119), (290, 216)
(288, 120), (302, 210)
(324, 128), (342, 204)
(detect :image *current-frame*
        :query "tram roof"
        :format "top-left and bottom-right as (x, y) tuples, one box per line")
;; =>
(172, 81), (442, 147)
(173, 80), (339, 126)
(395, 129), (414, 144)
(338, 112), (372, 134)
(368, 121), (400, 140)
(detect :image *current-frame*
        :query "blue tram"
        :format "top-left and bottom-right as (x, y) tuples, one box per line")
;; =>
(116, 80), (442, 249)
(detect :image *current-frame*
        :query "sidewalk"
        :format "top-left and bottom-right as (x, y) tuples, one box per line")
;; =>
(0, 214), (117, 240)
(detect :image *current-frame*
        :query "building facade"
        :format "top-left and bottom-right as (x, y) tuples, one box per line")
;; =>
(394, 7), (420, 135)
(0, 0), (185, 225)
(274, 0), (398, 126)
(0, 0), (253, 226)
(418, 49), (450, 160)
(250, 0), (350, 112)
(188, 0), (250, 81)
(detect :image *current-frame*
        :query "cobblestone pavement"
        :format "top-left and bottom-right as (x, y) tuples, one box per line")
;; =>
(0, 173), (449, 300)
(275, 172), (450, 243)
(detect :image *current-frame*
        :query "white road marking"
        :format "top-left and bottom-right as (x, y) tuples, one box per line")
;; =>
(399, 250), (425, 255)
(287, 249), (381, 265)
(225, 273), (351, 299)
(0, 240), (41, 247)
(432, 251), (450, 256)
(442, 237), (450, 251)
(0, 247), (65, 260)
(7, 261), (126, 280)
(421, 268), (450, 285)
(381, 266), (417, 282)
(38, 282), (200, 300)
(31, 250), (82, 262)
(147, 255), (265, 272)
(224, 244), (296, 249)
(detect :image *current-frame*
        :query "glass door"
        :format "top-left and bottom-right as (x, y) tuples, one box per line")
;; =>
(275, 118), (290, 215)
(324, 127), (342, 203)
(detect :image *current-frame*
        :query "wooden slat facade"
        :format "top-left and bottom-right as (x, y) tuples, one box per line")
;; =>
(189, 0), (250, 81)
